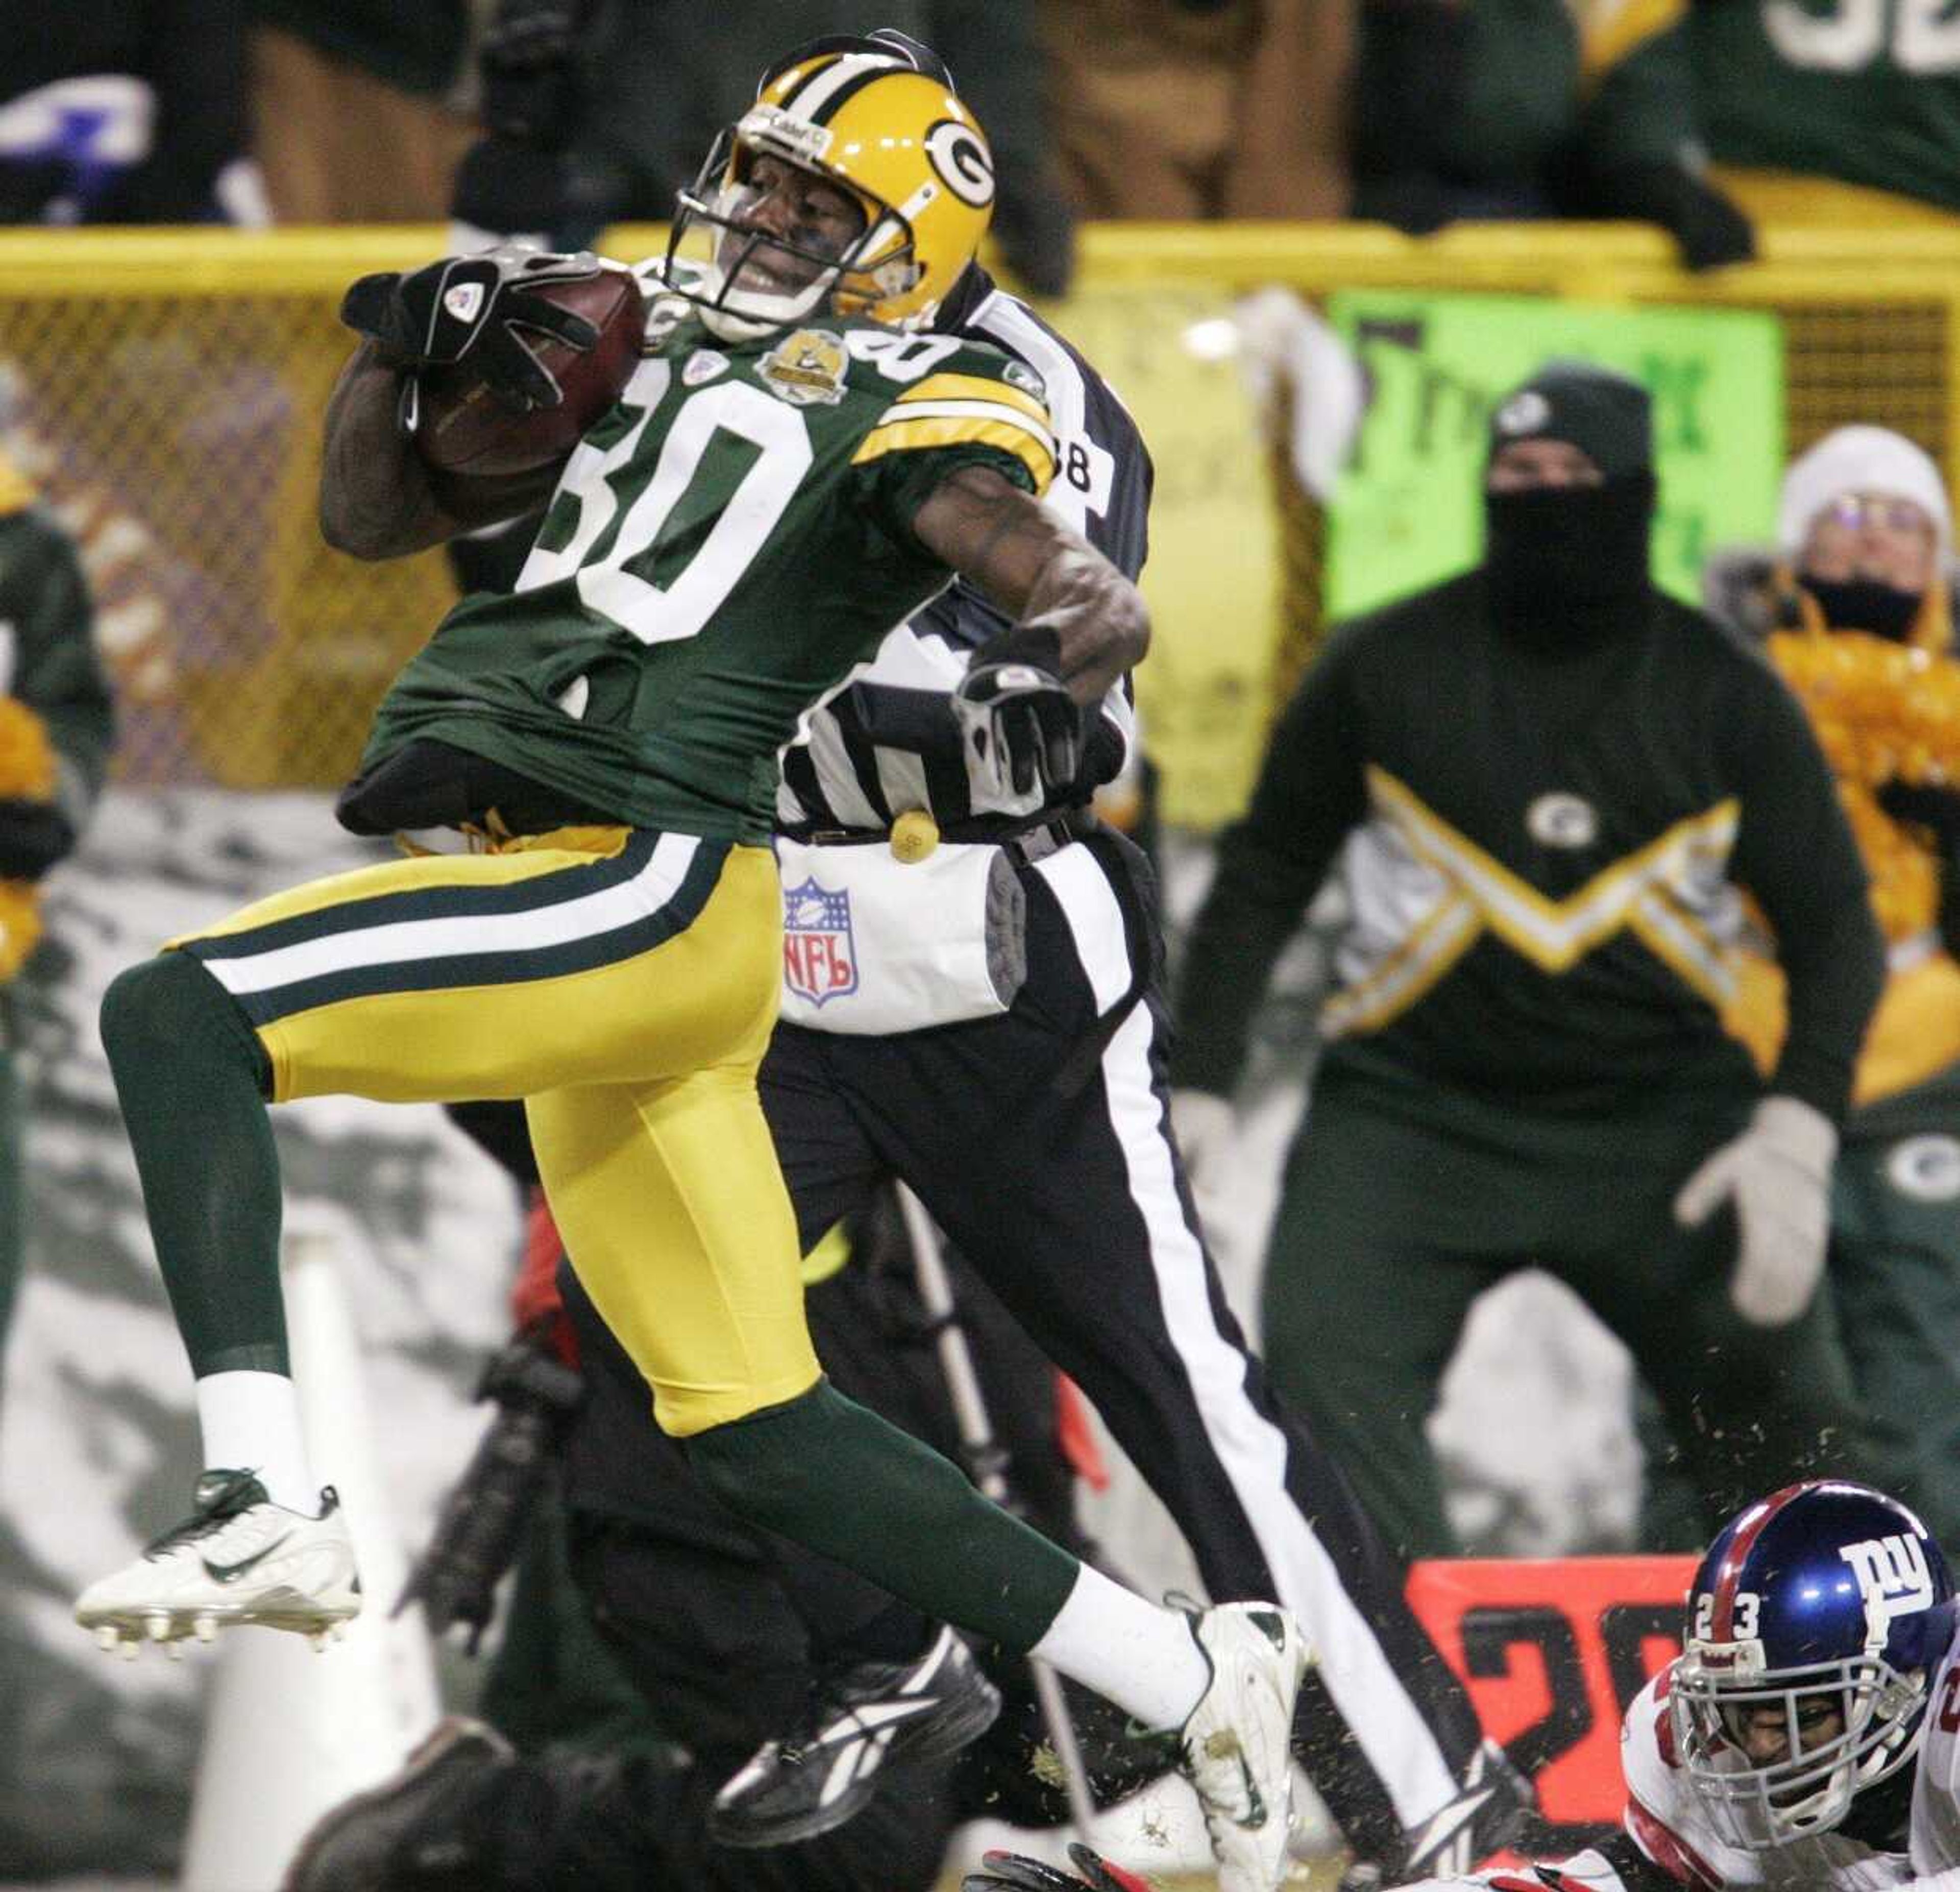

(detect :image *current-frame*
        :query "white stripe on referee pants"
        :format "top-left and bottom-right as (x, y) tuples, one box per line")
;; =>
(1036, 845), (1462, 1826)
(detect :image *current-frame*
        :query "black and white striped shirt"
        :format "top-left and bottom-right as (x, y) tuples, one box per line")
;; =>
(775, 268), (1153, 841)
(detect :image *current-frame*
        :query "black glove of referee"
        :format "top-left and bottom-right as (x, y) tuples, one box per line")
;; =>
(953, 628), (1085, 800)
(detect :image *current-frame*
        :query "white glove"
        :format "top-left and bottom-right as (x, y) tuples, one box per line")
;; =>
(1170, 1089), (1237, 1200)
(1673, 1095), (1838, 1326)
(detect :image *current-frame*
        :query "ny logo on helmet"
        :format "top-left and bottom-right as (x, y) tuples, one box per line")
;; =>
(1840, 1533), (1934, 1635)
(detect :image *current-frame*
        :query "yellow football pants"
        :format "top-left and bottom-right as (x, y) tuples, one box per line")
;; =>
(174, 825), (821, 1435)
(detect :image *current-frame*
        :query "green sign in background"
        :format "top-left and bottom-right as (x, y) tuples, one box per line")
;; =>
(1325, 293), (1785, 618)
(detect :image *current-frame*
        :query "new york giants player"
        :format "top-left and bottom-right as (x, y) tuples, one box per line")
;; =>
(1623, 1479), (1958, 1892)
(974, 1480), (1960, 1892)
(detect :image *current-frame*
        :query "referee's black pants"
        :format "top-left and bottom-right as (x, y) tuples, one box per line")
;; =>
(759, 828), (1495, 1870)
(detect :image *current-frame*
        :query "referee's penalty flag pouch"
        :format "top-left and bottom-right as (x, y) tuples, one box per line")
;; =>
(775, 836), (1027, 1034)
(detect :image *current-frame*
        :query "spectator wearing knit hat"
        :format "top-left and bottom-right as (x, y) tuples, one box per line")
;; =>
(1170, 361), (1889, 1557)
(1709, 425), (1960, 1546)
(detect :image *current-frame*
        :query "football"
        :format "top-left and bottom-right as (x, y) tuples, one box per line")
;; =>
(412, 266), (647, 478)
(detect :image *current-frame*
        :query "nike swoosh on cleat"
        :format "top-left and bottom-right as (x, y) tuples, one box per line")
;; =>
(1404, 1784), (1497, 1873)
(202, 1534), (292, 1585)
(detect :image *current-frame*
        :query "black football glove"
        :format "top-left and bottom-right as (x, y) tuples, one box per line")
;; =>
(0, 799), (75, 881)
(340, 246), (603, 413)
(480, 0), (594, 150)
(1586, 161), (1756, 272)
(953, 631), (1084, 801)
(394, 1331), (584, 1652)
(964, 1844), (1152, 1892)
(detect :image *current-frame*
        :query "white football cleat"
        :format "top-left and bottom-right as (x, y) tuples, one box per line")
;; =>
(75, 1469), (361, 1652)
(1176, 1600), (1313, 1892)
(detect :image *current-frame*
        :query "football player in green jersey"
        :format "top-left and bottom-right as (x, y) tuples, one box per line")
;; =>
(77, 49), (1309, 1892)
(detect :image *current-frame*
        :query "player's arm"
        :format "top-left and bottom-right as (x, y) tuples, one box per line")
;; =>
(322, 246), (614, 560)
(319, 341), (565, 560)
(914, 464), (1148, 706)
(912, 464), (1148, 800)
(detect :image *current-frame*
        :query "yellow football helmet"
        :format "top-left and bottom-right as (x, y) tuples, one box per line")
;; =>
(667, 44), (996, 341)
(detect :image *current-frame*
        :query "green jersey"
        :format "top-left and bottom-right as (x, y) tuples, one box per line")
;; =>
(1690, 0), (1960, 210)
(364, 284), (1058, 843)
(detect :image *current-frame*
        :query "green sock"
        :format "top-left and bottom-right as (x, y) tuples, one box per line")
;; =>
(100, 952), (287, 1376)
(686, 1380), (1078, 1652)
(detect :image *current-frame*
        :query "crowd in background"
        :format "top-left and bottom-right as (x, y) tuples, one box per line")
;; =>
(7, 0), (1960, 284)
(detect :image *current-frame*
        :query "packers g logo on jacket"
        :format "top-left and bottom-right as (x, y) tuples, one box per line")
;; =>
(1526, 792), (1598, 850)
(1886, 1134), (1960, 1202)
(668, 49), (996, 340)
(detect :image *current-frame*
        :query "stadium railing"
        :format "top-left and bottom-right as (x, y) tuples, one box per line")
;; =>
(1, 222), (1955, 793)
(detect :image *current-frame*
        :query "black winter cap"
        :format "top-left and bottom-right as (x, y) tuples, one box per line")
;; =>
(1487, 360), (1654, 480)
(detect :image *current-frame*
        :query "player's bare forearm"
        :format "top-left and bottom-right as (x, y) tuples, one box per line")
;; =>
(319, 343), (455, 558)
(914, 465), (1149, 703)
(319, 342), (560, 560)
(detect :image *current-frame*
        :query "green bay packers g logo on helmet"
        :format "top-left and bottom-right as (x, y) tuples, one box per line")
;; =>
(924, 120), (994, 208)
(668, 47), (996, 341)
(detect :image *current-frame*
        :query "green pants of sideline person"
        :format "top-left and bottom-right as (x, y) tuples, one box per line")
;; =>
(1259, 1049), (1874, 1560)
(1820, 1063), (1960, 1544)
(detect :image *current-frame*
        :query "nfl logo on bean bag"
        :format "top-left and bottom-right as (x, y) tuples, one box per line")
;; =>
(782, 879), (857, 1006)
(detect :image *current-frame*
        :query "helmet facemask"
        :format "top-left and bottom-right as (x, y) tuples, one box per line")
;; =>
(667, 107), (922, 342)
(1672, 1623), (1931, 1848)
